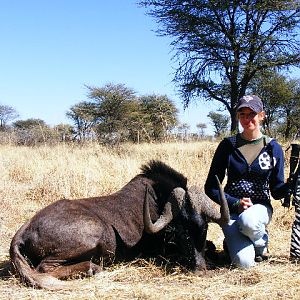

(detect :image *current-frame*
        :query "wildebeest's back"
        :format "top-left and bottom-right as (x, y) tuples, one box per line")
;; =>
(20, 198), (116, 266)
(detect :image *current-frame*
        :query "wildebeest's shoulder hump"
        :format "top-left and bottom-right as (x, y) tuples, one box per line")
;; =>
(140, 160), (187, 189)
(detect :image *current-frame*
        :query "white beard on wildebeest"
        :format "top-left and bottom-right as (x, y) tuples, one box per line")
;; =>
(9, 160), (229, 290)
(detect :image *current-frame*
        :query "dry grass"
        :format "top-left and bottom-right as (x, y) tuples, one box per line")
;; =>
(0, 141), (299, 300)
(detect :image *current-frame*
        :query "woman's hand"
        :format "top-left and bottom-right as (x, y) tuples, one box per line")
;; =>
(238, 197), (253, 214)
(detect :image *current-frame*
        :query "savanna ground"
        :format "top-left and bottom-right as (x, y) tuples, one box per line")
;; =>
(0, 141), (299, 300)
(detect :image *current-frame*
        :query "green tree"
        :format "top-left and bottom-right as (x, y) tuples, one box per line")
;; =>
(139, 0), (300, 132)
(139, 94), (178, 141)
(86, 83), (137, 143)
(177, 122), (190, 140)
(250, 70), (300, 139)
(12, 118), (53, 145)
(13, 118), (46, 129)
(53, 124), (74, 142)
(207, 111), (229, 137)
(66, 101), (97, 141)
(250, 70), (288, 135)
(196, 122), (207, 138)
(276, 79), (300, 140)
(67, 84), (179, 143)
(123, 99), (152, 143)
(280, 87), (300, 140)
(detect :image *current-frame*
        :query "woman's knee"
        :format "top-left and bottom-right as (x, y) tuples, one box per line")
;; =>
(232, 250), (255, 269)
(238, 215), (261, 237)
(238, 205), (269, 238)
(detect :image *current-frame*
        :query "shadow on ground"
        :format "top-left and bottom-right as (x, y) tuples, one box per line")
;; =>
(0, 260), (14, 280)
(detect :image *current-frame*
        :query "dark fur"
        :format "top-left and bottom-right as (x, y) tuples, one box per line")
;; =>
(10, 160), (188, 289)
(143, 182), (230, 272)
(162, 193), (210, 271)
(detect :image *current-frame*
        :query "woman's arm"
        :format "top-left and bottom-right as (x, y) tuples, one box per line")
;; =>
(204, 139), (240, 211)
(269, 141), (288, 200)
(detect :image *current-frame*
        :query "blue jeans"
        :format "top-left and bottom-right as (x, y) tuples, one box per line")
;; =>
(222, 204), (272, 268)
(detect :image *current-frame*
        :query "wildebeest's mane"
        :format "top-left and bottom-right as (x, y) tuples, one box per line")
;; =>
(140, 160), (187, 190)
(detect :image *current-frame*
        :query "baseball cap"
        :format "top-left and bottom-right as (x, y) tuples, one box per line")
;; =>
(237, 95), (263, 113)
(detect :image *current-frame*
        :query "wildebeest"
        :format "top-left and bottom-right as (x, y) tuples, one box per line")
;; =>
(10, 160), (229, 290)
(143, 180), (229, 271)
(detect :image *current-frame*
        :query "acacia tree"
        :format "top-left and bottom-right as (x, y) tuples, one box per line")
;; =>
(196, 122), (207, 138)
(274, 78), (300, 140)
(207, 111), (229, 137)
(139, 94), (178, 141)
(250, 70), (289, 135)
(139, 0), (300, 132)
(281, 86), (300, 139)
(177, 122), (190, 140)
(66, 101), (97, 141)
(12, 118), (53, 145)
(53, 124), (74, 142)
(86, 83), (137, 143)
(121, 99), (149, 143)
(250, 70), (300, 139)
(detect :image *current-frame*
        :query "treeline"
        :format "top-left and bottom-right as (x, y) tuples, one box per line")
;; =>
(65, 83), (179, 144)
(0, 83), (202, 146)
(1, 72), (300, 146)
(0, 121), (74, 146)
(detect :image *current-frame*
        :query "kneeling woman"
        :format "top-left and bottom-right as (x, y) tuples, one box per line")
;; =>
(205, 95), (288, 268)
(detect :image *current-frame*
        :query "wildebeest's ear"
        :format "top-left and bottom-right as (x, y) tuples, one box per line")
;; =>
(145, 183), (158, 201)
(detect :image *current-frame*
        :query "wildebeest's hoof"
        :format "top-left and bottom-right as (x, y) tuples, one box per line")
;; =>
(87, 263), (102, 276)
(192, 269), (207, 276)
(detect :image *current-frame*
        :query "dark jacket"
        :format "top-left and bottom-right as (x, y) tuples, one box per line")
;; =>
(204, 135), (287, 213)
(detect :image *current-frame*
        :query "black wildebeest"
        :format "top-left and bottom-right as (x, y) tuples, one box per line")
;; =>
(10, 160), (229, 290)
(143, 181), (229, 271)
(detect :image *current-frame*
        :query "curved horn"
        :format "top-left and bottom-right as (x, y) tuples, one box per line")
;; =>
(187, 176), (229, 226)
(143, 186), (185, 234)
(215, 175), (230, 225)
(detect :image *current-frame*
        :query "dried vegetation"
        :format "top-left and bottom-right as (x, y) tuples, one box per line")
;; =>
(0, 141), (299, 299)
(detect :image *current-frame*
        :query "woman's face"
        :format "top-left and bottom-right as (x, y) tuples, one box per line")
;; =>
(238, 107), (265, 132)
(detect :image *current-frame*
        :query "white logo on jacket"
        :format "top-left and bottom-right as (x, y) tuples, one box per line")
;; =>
(258, 152), (276, 169)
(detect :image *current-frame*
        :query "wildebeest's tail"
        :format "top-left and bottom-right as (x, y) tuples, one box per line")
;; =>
(10, 221), (71, 290)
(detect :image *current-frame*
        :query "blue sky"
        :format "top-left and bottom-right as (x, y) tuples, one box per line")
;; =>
(0, 1), (221, 135)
